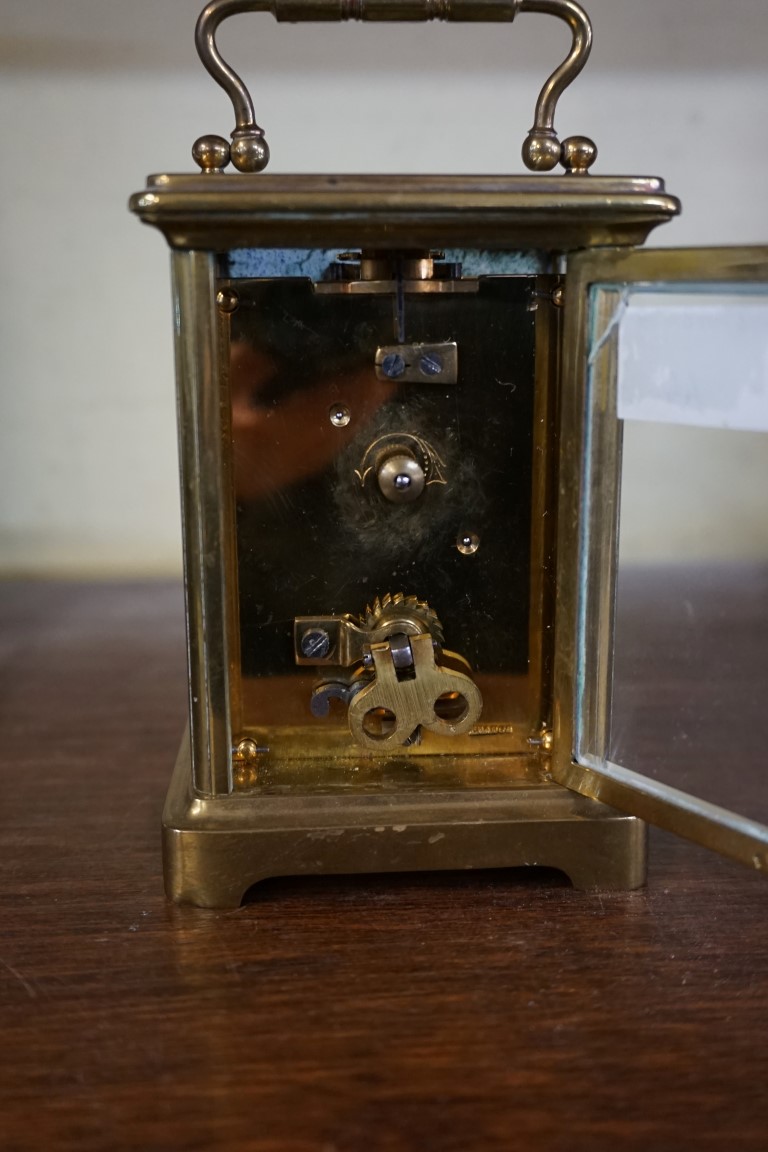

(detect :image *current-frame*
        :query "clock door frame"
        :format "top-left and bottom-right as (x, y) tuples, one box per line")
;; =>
(553, 245), (768, 870)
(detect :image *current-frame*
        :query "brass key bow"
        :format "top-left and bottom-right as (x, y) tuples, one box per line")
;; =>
(348, 632), (483, 750)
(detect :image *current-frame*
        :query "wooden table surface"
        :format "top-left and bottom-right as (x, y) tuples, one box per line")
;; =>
(2, 578), (767, 1152)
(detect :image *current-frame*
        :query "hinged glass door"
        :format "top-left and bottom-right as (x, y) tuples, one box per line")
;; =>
(554, 247), (768, 870)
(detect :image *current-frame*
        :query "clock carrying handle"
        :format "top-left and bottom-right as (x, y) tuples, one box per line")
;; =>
(192, 0), (596, 175)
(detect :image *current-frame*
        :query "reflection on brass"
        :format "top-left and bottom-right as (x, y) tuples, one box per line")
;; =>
(561, 135), (598, 175)
(348, 633), (483, 751)
(193, 0), (595, 176)
(539, 728), (554, 752)
(192, 133), (231, 174)
(230, 129), (270, 175)
(235, 737), (261, 763)
(216, 286), (239, 313)
(375, 342), (458, 385)
(232, 737), (266, 787)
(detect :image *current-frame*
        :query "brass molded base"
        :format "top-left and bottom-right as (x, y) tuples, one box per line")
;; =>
(163, 732), (647, 907)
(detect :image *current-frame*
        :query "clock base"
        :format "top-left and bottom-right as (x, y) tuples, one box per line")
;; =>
(162, 730), (647, 908)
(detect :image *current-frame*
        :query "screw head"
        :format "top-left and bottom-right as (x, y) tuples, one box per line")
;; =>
(216, 288), (239, 314)
(456, 531), (480, 556)
(380, 353), (406, 379)
(419, 353), (443, 377)
(236, 737), (260, 763)
(329, 404), (351, 428)
(301, 628), (331, 660)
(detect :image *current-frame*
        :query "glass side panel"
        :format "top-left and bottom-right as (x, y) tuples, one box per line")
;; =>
(219, 248), (558, 787)
(613, 424), (768, 822)
(584, 282), (768, 827)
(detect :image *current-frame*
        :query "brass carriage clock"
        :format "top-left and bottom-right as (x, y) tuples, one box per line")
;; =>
(131, 0), (768, 907)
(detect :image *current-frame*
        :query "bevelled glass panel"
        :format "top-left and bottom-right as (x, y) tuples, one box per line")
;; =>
(604, 287), (768, 822)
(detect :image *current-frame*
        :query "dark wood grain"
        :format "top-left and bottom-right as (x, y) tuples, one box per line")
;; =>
(1, 579), (767, 1152)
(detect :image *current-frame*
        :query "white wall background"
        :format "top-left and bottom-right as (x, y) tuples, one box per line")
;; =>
(1, 0), (767, 575)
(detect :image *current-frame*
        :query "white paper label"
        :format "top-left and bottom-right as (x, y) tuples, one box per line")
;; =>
(617, 293), (768, 433)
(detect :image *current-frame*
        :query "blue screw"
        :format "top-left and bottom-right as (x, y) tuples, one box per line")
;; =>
(381, 353), (406, 379)
(301, 628), (331, 659)
(419, 353), (443, 377)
